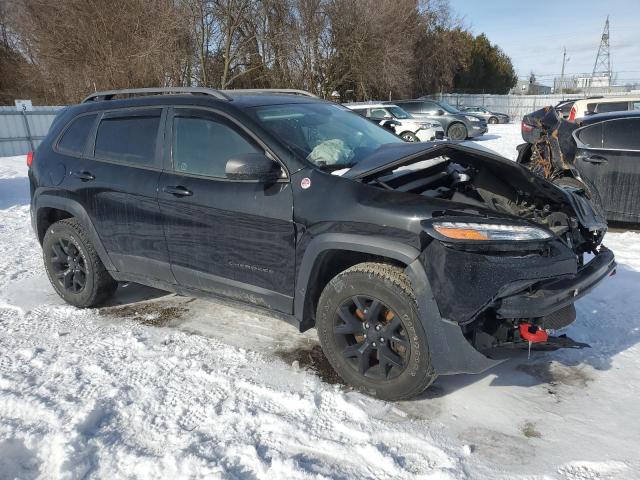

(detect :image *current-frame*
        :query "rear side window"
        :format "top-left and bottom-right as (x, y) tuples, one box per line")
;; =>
(603, 118), (640, 150)
(421, 102), (439, 113)
(173, 114), (260, 178)
(632, 102), (640, 111)
(367, 108), (388, 119)
(58, 114), (97, 155)
(576, 123), (603, 148)
(596, 102), (628, 113)
(398, 102), (421, 114)
(94, 110), (161, 166)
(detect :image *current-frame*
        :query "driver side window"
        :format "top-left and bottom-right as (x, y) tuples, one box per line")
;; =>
(173, 113), (261, 178)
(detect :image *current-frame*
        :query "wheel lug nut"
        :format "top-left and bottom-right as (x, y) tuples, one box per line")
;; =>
(375, 325), (381, 331)
(372, 342), (377, 347)
(365, 323), (370, 328)
(380, 337), (384, 342)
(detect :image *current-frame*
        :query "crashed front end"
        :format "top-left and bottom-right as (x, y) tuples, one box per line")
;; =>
(350, 141), (616, 373)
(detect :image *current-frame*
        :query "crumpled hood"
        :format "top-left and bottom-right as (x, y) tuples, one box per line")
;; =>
(343, 140), (607, 232)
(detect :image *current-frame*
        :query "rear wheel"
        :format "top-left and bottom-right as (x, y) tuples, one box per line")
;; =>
(43, 218), (117, 307)
(488, 116), (498, 124)
(400, 131), (419, 142)
(316, 262), (436, 400)
(447, 123), (467, 141)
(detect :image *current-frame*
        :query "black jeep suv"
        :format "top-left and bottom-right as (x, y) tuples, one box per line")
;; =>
(29, 87), (615, 400)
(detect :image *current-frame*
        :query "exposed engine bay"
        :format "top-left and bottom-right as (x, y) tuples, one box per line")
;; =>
(366, 152), (605, 254)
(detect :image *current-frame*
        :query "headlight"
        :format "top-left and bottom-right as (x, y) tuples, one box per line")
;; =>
(432, 221), (552, 241)
(464, 115), (480, 122)
(418, 123), (431, 128)
(431, 122), (442, 128)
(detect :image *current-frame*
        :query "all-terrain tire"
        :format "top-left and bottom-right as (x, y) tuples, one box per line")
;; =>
(316, 262), (437, 400)
(447, 123), (468, 141)
(43, 218), (117, 307)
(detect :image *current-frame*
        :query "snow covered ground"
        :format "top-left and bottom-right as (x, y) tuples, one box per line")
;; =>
(1, 124), (639, 479)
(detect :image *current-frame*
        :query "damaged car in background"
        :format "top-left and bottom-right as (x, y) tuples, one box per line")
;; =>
(31, 89), (614, 400)
(517, 106), (640, 223)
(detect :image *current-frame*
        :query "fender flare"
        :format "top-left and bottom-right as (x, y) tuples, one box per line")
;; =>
(33, 194), (117, 271)
(294, 233), (421, 324)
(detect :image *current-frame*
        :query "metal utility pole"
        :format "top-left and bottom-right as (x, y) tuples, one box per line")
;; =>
(559, 47), (567, 98)
(590, 16), (612, 94)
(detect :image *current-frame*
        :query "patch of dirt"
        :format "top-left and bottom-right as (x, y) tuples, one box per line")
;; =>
(275, 345), (345, 385)
(516, 361), (594, 387)
(99, 302), (188, 327)
(521, 421), (542, 438)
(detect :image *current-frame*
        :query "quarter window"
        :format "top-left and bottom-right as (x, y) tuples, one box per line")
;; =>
(58, 114), (97, 155)
(173, 115), (260, 178)
(94, 110), (161, 166)
(602, 118), (640, 150)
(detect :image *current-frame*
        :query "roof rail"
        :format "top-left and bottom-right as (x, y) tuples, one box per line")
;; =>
(221, 88), (317, 98)
(82, 87), (232, 103)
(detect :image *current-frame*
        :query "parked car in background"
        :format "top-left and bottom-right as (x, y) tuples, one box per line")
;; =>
(344, 102), (444, 142)
(460, 106), (510, 124)
(517, 107), (640, 223)
(568, 96), (640, 121)
(389, 99), (487, 141)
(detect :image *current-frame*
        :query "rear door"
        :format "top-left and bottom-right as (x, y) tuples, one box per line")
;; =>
(158, 107), (296, 313)
(71, 107), (173, 282)
(574, 117), (640, 222)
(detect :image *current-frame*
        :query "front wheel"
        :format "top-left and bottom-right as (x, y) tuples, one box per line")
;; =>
(488, 116), (498, 124)
(43, 218), (117, 307)
(316, 263), (436, 400)
(400, 131), (419, 142)
(447, 123), (467, 141)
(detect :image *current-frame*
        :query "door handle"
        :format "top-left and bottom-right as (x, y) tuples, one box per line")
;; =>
(70, 171), (95, 181)
(163, 185), (193, 197)
(582, 155), (608, 165)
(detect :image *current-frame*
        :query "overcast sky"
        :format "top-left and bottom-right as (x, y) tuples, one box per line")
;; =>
(448, 0), (640, 86)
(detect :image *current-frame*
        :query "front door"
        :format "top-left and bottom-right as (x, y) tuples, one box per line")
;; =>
(575, 117), (640, 222)
(158, 107), (296, 313)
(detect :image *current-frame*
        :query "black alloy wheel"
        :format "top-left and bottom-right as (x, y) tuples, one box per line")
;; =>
(50, 237), (87, 293)
(334, 295), (410, 380)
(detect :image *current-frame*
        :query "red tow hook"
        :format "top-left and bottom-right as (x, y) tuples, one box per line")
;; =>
(519, 323), (548, 343)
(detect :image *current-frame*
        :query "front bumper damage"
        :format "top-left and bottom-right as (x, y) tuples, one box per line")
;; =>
(405, 240), (615, 376)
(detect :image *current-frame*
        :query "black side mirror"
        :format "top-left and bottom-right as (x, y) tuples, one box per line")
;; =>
(436, 109), (445, 116)
(225, 153), (282, 181)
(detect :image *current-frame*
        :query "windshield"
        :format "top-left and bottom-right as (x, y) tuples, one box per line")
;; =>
(386, 106), (412, 119)
(249, 103), (404, 170)
(438, 101), (461, 114)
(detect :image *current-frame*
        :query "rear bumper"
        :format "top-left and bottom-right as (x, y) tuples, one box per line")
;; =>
(496, 247), (615, 318)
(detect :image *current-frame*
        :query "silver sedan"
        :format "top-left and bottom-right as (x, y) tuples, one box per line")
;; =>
(460, 106), (510, 124)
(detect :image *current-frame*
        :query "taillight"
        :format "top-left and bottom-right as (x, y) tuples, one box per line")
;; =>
(569, 106), (576, 121)
(26, 151), (34, 168)
(521, 120), (534, 133)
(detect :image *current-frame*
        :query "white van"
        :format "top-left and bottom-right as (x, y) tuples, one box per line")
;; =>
(569, 96), (640, 121)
